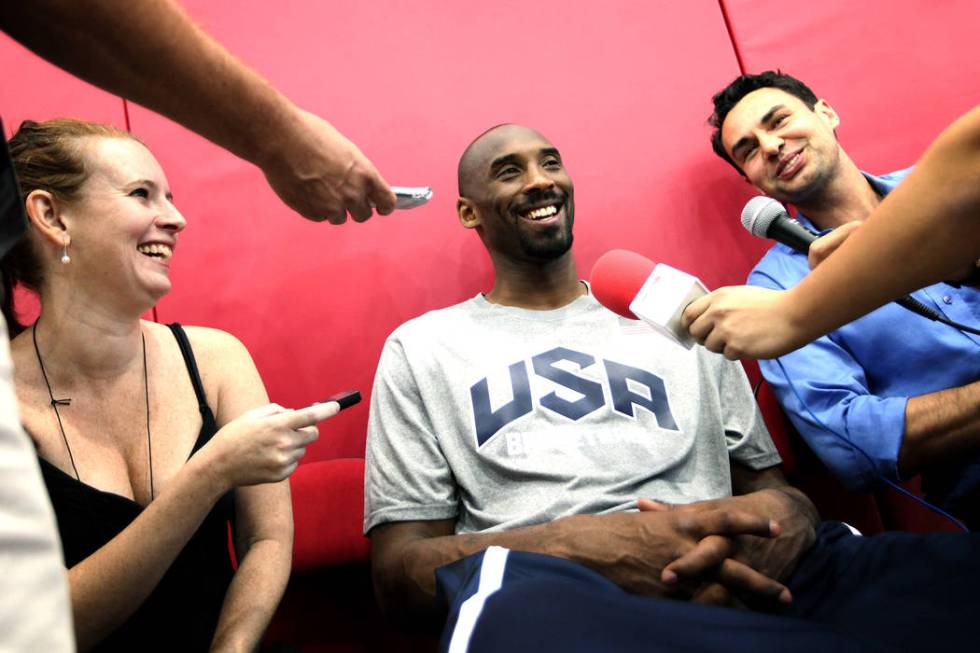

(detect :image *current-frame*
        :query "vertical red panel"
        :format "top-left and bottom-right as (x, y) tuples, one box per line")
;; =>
(126, 0), (766, 459)
(720, 0), (980, 171)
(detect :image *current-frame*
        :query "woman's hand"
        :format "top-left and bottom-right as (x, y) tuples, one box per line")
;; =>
(205, 401), (339, 489)
(682, 286), (807, 360)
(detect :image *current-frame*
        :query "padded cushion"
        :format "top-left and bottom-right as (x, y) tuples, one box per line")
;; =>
(290, 459), (371, 572)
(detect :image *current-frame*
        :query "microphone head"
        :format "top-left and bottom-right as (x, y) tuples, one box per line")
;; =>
(590, 249), (656, 320)
(741, 196), (789, 238)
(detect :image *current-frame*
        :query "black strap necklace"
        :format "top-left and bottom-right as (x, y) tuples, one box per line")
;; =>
(32, 321), (155, 501)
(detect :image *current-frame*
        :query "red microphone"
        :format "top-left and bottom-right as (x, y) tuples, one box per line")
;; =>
(590, 249), (708, 348)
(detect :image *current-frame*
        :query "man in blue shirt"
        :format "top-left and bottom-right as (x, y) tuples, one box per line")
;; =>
(707, 71), (980, 528)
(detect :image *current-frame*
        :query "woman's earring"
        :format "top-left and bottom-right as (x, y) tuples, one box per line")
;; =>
(60, 240), (71, 265)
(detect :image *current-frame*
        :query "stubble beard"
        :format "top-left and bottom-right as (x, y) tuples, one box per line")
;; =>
(772, 147), (840, 207)
(518, 225), (574, 260)
(517, 202), (575, 261)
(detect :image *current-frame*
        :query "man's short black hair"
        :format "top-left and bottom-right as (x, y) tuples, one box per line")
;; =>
(708, 70), (819, 174)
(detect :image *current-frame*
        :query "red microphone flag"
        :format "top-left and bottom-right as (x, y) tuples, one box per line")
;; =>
(590, 249), (656, 320)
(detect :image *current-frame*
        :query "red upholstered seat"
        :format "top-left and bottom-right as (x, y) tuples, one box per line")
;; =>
(290, 459), (372, 572)
(265, 459), (437, 652)
(754, 378), (885, 535)
(755, 376), (960, 534)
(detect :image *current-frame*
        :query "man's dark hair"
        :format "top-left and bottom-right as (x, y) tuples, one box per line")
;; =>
(708, 70), (819, 174)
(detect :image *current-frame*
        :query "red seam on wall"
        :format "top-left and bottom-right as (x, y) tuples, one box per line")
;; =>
(122, 98), (132, 132)
(718, 0), (746, 74)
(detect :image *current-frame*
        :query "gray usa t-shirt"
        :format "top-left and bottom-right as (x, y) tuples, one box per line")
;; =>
(364, 291), (780, 535)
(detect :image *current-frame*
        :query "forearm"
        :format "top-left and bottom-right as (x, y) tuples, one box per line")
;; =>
(900, 380), (980, 476)
(375, 508), (697, 621)
(209, 538), (291, 653)
(68, 456), (228, 651)
(374, 516), (581, 618)
(375, 506), (766, 619)
(1, 0), (297, 166)
(782, 106), (980, 341)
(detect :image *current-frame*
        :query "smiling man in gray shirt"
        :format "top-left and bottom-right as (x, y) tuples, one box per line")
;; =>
(363, 123), (979, 653)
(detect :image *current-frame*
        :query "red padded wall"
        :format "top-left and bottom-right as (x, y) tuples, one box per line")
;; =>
(0, 36), (126, 134)
(125, 0), (757, 459)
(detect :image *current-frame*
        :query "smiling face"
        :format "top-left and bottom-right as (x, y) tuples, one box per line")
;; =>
(457, 125), (575, 263)
(721, 88), (842, 205)
(66, 136), (186, 306)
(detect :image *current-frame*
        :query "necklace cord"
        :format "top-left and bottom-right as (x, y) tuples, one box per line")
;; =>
(32, 320), (80, 482)
(32, 321), (154, 501)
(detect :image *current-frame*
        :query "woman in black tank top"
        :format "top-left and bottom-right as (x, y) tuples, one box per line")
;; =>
(2, 119), (339, 652)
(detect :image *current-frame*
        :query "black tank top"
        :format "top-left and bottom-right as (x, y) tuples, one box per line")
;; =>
(37, 323), (236, 652)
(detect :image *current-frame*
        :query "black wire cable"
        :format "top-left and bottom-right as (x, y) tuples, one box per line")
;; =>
(896, 296), (980, 336)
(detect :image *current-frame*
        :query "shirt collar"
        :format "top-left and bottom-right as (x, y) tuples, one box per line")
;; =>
(795, 170), (903, 234)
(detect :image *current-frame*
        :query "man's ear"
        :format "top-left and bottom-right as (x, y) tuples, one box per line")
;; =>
(815, 99), (841, 130)
(25, 190), (71, 249)
(457, 197), (480, 230)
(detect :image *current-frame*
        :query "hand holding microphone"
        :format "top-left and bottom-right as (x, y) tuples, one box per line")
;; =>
(587, 201), (828, 359)
(592, 196), (978, 360)
(589, 246), (807, 359)
(741, 194), (850, 270)
(590, 250), (707, 348)
(681, 286), (804, 360)
(738, 196), (979, 351)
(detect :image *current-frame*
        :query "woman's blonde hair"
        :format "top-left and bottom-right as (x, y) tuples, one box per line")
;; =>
(2, 118), (139, 335)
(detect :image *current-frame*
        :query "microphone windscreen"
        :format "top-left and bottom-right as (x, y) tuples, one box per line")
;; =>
(590, 249), (656, 320)
(741, 196), (788, 237)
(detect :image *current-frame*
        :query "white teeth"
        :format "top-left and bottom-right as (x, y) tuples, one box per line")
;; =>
(781, 152), (801, 174)
(138, 243), (173, 259)
(526, 205), (559, 220)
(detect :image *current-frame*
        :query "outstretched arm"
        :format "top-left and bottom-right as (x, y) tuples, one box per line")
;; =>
(0, 0), (396, 223)
(788, 104), (980, 330)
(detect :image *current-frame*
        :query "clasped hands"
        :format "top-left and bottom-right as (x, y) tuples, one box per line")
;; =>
(643, 492), (815, 608)
(578, 491), (815, 609)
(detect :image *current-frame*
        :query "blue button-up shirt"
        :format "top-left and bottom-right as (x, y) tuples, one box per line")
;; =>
(748, 168), (980, 501)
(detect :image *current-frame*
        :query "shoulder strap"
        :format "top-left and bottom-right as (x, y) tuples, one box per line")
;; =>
(167, 323), (209, 414)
